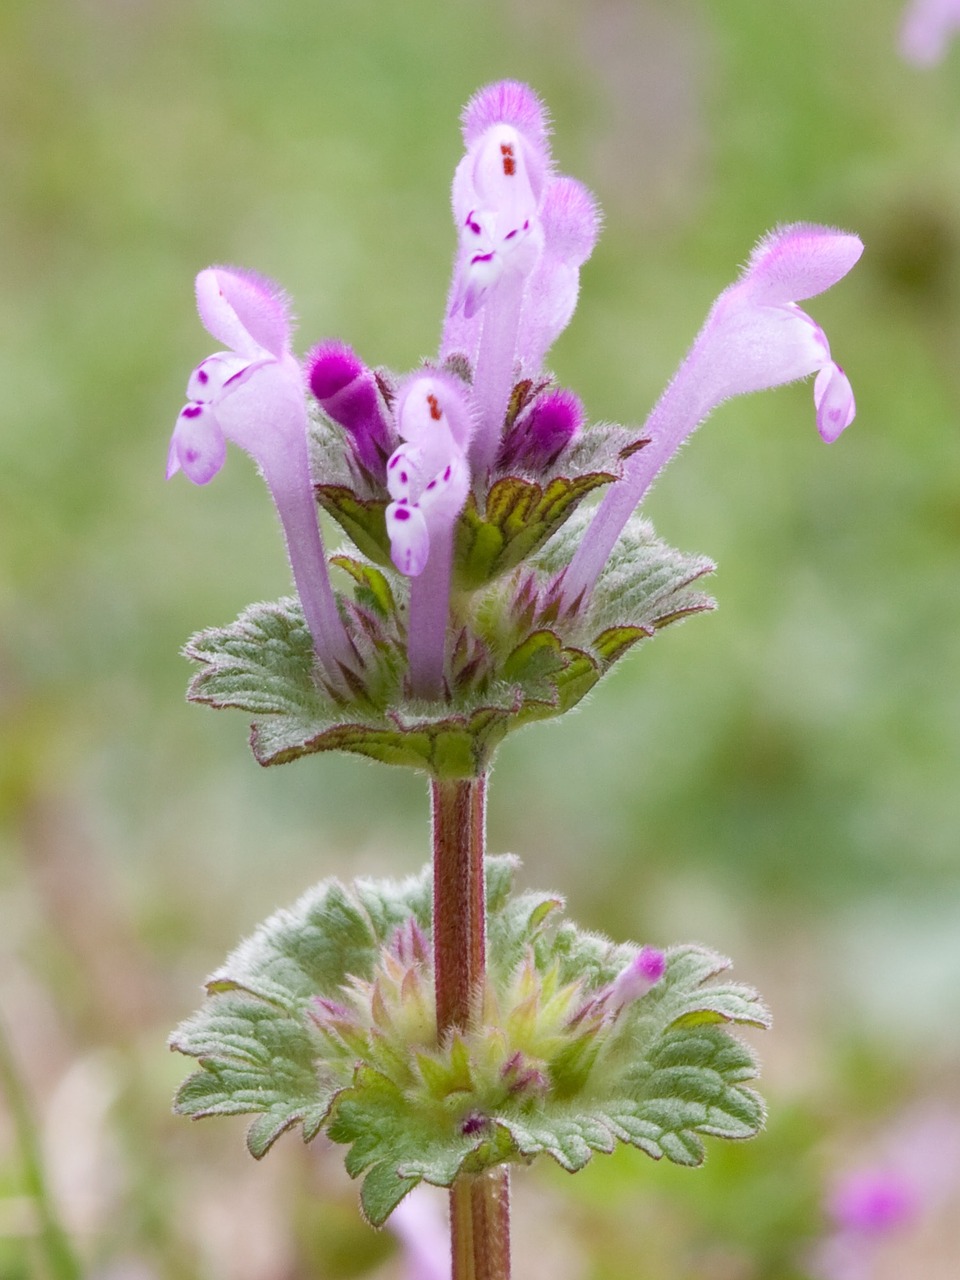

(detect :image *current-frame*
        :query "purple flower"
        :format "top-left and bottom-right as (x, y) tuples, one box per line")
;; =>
(810, 1105), (960, 1280)
(441, 81), (600, 482)
(167, 266), (353, 675)
(562, 223), (863, 608)
(829, 1168), (918, 1234)
(900, 0), (960, 64)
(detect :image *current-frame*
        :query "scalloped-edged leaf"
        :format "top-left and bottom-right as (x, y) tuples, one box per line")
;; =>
(497, 1024), (764, 1174)
(171, 861), (768, 1224)
(185, 597), (326, 717)
(170, 870), (436, 1154)
(584, 515), (716, 639)
(249, 701), (515, 776)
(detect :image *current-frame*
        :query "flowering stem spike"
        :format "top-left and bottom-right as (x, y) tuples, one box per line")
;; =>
(167, 85), (852, 1277)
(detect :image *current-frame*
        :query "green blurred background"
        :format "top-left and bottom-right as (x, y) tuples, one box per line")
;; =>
(2, 0), (959, 1276)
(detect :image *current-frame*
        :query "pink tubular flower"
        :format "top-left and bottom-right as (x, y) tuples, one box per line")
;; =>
(167, 267), (353, 675)
(385, 372), (473, 698)
(899, 0), (960, 64)
(562, 223), (863, 609)
(441, 82), (601, 482)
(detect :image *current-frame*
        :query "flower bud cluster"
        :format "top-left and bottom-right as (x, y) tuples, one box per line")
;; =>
(308, 920), (665, 1132)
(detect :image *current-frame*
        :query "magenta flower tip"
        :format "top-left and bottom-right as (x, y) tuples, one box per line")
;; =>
(635, 945), (667, 984)
(195, 265), (292, 360)
(744, 224), (864, 306)
(307, 339), (365, 401)
(461, 79), (551, 151)
(498, 386), (583, 470)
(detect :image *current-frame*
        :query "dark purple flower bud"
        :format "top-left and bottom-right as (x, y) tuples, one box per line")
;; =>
(497, 386), (584, 471)
(307, 339), (392, 476)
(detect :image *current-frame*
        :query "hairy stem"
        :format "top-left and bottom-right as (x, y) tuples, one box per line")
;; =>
(431, 775), (510, 1280)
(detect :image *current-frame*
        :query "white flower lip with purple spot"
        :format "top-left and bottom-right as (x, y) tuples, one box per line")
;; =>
(384, 372), (473, 580)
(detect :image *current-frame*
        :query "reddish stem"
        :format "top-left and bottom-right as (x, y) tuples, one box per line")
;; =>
(430, 775), (510, 1280)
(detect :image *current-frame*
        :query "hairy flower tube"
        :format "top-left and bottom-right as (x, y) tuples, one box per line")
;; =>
(561, 223), (863, 608)
(899, 0), (960, 63)
(167, 267), (354, 677)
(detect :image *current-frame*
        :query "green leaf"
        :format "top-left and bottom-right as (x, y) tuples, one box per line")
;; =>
(171, 861), (769, 1221)
(584, 515), (716, 639)
(185, 597), (324, 718)
(316, 485), (393, 567)
(170, 869), (435, 1155)
(454, 473), (615, 590)
(359, 1163), (421, 1227)
(332, 556), (398, 620)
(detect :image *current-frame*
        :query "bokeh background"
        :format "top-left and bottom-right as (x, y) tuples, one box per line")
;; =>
(2, 0), (960, 1276)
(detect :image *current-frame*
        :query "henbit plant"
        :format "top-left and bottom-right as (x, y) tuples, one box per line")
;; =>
(166, 81), (862, 1280)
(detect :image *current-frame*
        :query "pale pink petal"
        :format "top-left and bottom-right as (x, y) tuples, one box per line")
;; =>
(389, 1186), (450, 1280)
(562, 225), (863, 609)
(395, 372), (474, 454)
(195, 266), (292, 359)
(900, 0), (960, 65)
(186, 352), (252, 402)
(517, 178), (600, 373)
(461, 80), (551, 157)
(539, 176), (601, 267)
(741, 224), (864, 306)
(386, 444), (426, 502)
